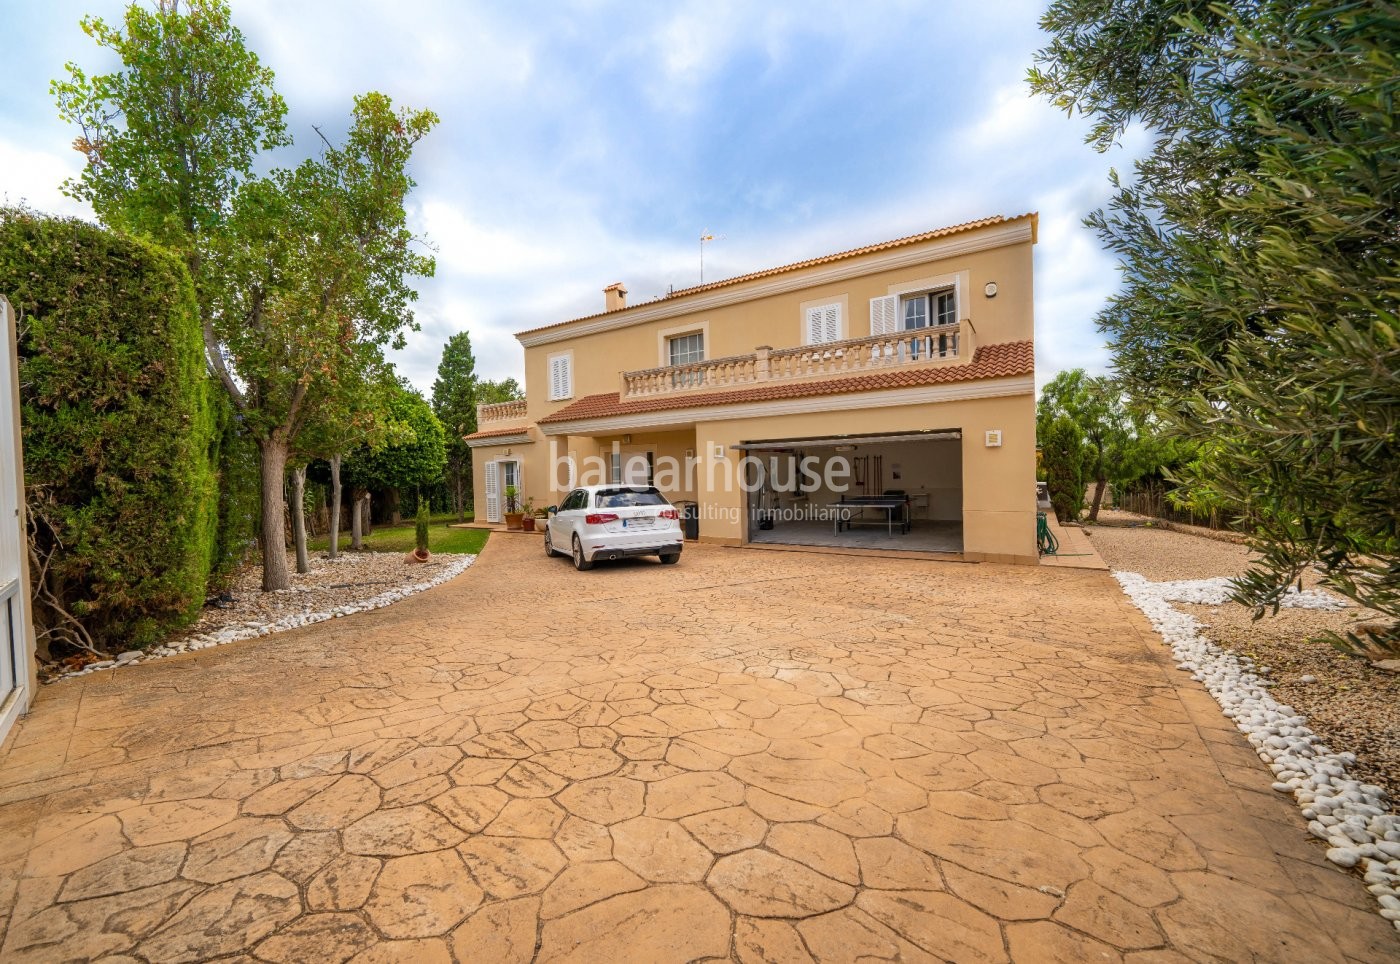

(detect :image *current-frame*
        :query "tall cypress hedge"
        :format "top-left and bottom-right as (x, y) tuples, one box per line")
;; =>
(0, 209), (219, 655)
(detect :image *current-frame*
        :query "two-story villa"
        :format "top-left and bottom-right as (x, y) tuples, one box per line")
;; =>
(467, 213), (1038, 564)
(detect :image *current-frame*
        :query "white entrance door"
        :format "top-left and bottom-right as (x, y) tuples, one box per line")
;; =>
(484, 461), (501, 523)
(0, 296), (33, 744)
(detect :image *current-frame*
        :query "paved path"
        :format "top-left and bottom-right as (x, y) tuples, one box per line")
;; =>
(0, 537), (1394, 962)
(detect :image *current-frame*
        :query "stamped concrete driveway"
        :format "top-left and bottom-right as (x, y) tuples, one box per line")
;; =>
(0, 537), (1395, 963)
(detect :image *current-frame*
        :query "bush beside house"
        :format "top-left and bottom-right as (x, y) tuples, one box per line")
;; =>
(0, 210), (220, 657)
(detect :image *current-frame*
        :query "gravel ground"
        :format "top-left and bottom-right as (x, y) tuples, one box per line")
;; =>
(175, 550), (461, 638)
(1086, 517), (1255, 580)
(41, 550), (471, 681)
(1088, 522), (1400, 798)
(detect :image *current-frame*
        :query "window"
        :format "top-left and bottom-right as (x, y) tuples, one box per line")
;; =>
(595, 487), (668, 508)
(669, 332), (704, 366)
(899, 288), (958, 359)
(804, 303), (842, 344)
(548, 352), (573, 401)
(668, 331), (704, 388)
(900, 289), (956, 330)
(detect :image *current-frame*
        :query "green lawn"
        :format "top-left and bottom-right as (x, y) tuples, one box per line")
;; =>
(308, 522), (489, 556)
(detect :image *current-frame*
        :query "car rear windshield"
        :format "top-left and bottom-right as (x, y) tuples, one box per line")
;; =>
(594, 487), (668, 508)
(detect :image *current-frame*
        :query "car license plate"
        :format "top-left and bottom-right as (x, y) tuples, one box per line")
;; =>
(624, 518), (651, 529)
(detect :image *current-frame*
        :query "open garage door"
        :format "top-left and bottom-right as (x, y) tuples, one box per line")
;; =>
(739, 429), (963, 554)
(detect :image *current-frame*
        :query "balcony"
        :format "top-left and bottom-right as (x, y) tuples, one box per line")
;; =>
(477, 398), (528, 425)
(620, 323), (968, 400)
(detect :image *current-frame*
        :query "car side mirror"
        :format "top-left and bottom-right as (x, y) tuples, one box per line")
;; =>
(547, 505), (558, 515)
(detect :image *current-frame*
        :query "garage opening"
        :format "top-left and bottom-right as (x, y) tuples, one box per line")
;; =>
(739, 430), (962, 553)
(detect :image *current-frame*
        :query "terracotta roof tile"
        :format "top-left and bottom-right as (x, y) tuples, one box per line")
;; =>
(516, 213), (1038, 337)
(537, 341), (1033, 426)
(464, 425), (534, 441)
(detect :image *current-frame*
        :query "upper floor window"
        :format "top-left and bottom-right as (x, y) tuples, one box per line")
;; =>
(804, 303), (843, 344)
(902, 289), (957, 330)
(668, 332), (704, 366)
(548, 351), (573, 401)
(668, 331), (705, 388)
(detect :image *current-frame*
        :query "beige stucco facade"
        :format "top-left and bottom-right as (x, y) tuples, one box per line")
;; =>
(469, 214), (1038, 563)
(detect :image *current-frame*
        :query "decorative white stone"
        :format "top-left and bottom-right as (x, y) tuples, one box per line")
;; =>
(1115, 571), (1396, 930)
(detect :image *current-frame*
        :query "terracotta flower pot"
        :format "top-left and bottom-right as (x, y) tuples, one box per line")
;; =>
(404, 547), (431, 564)
(504, 511), (525, 531)
(521, 516), (536, 532)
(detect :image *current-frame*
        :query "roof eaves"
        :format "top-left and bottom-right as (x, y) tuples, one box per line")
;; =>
(515, 213), (1037, 338)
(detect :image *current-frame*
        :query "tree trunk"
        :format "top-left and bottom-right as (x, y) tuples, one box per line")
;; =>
(1089, 477), (1108, 523)
(351, 486), (365, 550)
(258, 437), (291, 591)
(363, 492), (374, 536)
(328, 454), (342, 560)
(386, 487), (401, 526)
(291, 464), (309, 575)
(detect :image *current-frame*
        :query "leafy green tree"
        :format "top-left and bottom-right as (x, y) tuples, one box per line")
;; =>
(298, 363), (397, 560)
(431, 332), (478, 522)
(1037, 370), (1153, 522)
(477, 378), (524, 405)
(53, 0), (288, 270)
(1031, 1), (1400, 642)
(55, 1), (437, 590)
(206, 94), (435, 588)
(343, 386), (447, 522)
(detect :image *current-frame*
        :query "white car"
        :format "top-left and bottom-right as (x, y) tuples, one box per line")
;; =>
(545, 485), (683, 570)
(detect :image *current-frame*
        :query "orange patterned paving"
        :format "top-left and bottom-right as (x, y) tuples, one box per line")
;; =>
(0, 537), (1394, 962)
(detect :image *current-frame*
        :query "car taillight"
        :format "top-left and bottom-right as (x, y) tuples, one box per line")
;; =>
(658, 509), (678, 519)
(585, 513), (618, 525)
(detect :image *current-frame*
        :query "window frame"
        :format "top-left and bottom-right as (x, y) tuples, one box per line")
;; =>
(667, 331), (705, 367)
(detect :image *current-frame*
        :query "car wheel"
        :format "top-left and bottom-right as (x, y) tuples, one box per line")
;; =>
(544, 527), (557, 557)
(572, 535), (594, 571)
(659, 552), (681, 565)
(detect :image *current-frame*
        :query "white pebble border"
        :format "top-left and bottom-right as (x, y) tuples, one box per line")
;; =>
(1116, 571), (1400, 930)
(1151, 576), (1347, 610)
(49, 553), (476, 683)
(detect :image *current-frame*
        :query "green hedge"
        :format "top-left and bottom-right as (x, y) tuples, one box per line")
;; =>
(1, 209), (219, 653)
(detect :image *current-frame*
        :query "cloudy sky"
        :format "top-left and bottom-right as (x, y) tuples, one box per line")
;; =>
(1, 0), (1143, 395)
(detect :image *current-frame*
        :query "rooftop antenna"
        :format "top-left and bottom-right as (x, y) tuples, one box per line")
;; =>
(700, 230), (724, 284)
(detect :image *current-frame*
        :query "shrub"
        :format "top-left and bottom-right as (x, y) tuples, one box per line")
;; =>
(0, 209), (219, 656)
(415, 499), (430, 554)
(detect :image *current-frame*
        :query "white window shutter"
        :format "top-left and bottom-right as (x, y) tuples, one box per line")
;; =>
(549, 355), (572, 400)
(824, 304), (841, 343)
(566, 456), (577, 489)
(805, 306), (824, 345)
(870, 295), (897, 336)
(484, 461), (500, 523)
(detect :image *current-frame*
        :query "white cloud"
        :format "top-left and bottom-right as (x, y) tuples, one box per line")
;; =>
(0, 134), (91, 220)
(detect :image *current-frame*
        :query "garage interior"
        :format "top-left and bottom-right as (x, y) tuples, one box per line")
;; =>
(742, 430), (963, 553)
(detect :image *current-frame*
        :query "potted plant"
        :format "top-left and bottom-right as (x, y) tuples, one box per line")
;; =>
(520, 496), (537, 532)
(406, 499), (431, 563)
(503, 485), (524, 530)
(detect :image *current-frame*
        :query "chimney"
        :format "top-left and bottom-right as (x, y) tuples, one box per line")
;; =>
(603, 282), (628, 312)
